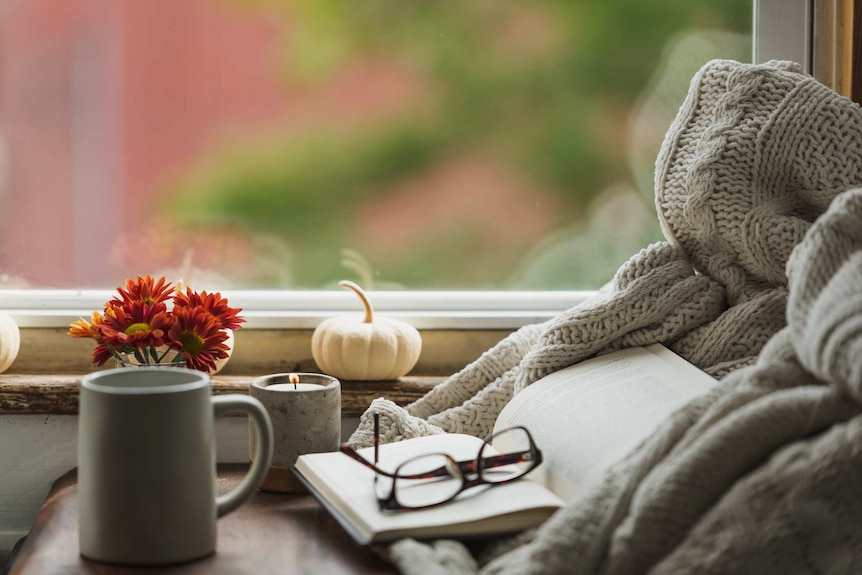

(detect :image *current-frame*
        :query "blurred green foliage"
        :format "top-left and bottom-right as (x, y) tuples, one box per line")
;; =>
(168, 0), (751, 289)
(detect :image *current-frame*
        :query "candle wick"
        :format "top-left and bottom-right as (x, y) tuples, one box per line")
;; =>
(288, 372), (300, 389)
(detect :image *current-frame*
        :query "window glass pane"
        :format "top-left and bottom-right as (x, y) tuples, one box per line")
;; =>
(0, 0), (751, 290)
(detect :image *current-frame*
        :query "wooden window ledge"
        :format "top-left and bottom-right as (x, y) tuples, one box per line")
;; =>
(0, 374), (443, 417)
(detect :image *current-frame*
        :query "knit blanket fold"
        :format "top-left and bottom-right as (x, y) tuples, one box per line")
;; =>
(348, 59), (862, 574)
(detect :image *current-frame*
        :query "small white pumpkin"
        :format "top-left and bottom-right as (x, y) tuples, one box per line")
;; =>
(209, 329), (234, 375)
(312, 281), (421, 381)
(0, 313), (20, 374)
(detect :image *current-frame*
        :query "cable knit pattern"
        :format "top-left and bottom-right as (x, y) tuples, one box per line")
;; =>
(345, 60), (862, 573)
(656, 60), (862, 296)
(785, 190), (862, 395)
(408, 322), (548, 420)
(514, 243), (725, 388)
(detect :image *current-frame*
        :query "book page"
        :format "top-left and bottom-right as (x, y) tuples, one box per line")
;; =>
(494, 344), (715, 502)
(294, 433), (563, 544)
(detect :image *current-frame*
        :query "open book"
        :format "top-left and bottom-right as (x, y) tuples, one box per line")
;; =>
(293, 432), (564, 545)
(293, 344), (716, 545)
(494, 343), (717, 501)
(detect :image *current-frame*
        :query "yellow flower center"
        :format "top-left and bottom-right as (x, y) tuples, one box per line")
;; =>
(125, 322), (150, 336)
(178, 330), (205, 355)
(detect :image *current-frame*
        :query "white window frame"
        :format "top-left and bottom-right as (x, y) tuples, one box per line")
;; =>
(2, 289), (593, 330)
(0, 0), (808, 332)
(753, 0), (813, 72)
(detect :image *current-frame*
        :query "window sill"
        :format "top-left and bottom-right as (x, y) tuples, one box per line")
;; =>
(3, 293), (571, 416)
(0, 373), (443, 417)
(0, 326), (499, 417)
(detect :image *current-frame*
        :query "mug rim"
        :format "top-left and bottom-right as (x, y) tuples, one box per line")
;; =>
(82, 367), (210, 395)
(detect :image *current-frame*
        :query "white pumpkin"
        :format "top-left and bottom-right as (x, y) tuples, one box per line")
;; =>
(0, 313), (20, 374)
(312, 281), (421, 381)
(209, 329), (234, 375)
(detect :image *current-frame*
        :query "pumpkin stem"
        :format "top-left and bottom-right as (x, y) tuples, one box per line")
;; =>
(339, 280), (374, 323)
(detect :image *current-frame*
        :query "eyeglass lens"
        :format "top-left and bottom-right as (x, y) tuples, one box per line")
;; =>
(391, 454), (463, 508)
(387, 427), (535, 509)
(481, 426), (534, 484)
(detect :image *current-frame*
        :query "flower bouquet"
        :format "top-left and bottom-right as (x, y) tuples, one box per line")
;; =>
(69, 275), (244, 372)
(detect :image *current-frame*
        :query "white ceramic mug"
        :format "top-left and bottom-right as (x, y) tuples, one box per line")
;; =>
(78, 367), (273, 566)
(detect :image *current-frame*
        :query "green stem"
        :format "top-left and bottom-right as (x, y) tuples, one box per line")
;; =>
(133, 348), (148, 365)
(339, 280), (374, 323)
(107, 345), (124, 363)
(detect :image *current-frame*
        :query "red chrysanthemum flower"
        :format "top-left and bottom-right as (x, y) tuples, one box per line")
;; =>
(99, 301), (172, 350)
(70, 276), (244, 370)
(173, 288), (245, 330)
(165, 306), (230, 372)
(109, 275), (175, 307)
(92, 343), (114, 367)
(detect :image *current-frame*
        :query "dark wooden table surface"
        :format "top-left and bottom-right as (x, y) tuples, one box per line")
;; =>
(7, 465), (396, 575)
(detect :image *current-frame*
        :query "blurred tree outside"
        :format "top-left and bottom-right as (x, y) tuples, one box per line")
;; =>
(164, 0), (751, 289)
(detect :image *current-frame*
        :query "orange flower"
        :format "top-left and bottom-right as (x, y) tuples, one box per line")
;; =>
(68, 311), (104, 339)
(173, 288), (245, 330)
(99, 301), (172, 349)
(166, 306), (230, 372)
(109, 275), (174, 307)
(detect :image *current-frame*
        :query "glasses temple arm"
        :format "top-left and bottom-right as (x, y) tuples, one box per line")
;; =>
(339, 445), (407, 479)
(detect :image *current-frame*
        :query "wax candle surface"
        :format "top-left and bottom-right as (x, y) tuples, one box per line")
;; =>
(266, 383), (321, 392)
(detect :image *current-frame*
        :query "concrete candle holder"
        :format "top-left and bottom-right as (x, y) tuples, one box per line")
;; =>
(249, 373), (341, 493)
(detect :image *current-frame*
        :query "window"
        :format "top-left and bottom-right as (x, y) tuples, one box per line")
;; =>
(1, 1), (751, 295)
(0, 1), (821, 338)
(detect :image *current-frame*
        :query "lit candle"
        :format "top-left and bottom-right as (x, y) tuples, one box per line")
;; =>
(266, 383), (321, 391)
(249, 372), (341, 493)
(266, 373), (323, 391)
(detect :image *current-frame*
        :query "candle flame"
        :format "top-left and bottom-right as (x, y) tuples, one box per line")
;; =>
(288, 373), (300, 384)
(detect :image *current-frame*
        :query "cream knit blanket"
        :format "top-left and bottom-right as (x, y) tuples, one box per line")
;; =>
(348, 60), (862, 574)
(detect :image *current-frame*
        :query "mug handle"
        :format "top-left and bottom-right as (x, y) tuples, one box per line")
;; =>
(212, 395), (274, 517)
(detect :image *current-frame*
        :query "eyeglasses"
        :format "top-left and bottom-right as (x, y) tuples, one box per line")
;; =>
(340, 414), (543, 511)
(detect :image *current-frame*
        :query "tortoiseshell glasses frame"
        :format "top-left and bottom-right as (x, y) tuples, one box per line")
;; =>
(340, 414), (542, 512)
